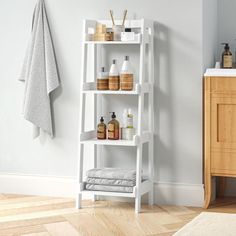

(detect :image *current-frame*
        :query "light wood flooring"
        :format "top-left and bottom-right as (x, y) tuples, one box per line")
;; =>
(0, 194), (236, 236)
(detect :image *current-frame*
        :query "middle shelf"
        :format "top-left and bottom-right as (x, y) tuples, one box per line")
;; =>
(82, 82), (151, 95)
(80, 130), (151, 146)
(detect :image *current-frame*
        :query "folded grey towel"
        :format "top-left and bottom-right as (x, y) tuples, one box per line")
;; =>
(86, 168), (137, 181)
(85, 184), (133, 193)
(19, 0), (60, 138)
(86, 177), (135, 187)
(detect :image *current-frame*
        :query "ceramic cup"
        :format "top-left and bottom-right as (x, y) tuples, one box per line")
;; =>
(215, 61), (221, 69)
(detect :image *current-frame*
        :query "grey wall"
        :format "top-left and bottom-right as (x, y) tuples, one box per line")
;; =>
(0, 0), (203, 187)
(203, 0), (218, 70)
(218, 0), (236, 61)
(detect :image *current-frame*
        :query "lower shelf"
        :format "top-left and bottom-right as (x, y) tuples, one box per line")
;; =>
(79, 180), (152, 198)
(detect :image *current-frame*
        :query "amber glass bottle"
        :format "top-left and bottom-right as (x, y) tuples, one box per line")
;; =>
(222, 43), (233, 68)
(97, 116), (106, 139)
(108, 112), (119, 140)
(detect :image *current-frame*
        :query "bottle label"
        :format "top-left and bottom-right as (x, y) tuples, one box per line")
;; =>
(224, 55), (233, 68)
(109, 76), (120, 82)
(97, 132), (105, 139)
(109, 76), (120, 90)
(120, 74), (133, 82)
(127, 116), (133, 128)
(98, 126), (105, 132)
(120, 74), (133, 90)
(97, 79), (109, 90)
(97, 126), (105, 139)
(108, 123), (115, 139)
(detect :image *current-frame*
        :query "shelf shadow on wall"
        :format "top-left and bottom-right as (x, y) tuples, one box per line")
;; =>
(154, 21), (177, 202)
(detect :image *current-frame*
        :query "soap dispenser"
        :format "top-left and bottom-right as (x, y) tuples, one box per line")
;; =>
(222, 43), (233, 68)
(120, 56), (134, 90)
(97, 67), (109, 90)
(108, 112), (119, 140)
(97, 116), (106, 140)
(109, 59), (120, 90)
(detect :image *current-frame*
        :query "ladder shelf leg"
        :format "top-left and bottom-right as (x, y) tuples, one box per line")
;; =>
(92, 143), (98, 202)
(135, 19), (146, 213)
(76, 20), (88, 209)
(76, 194), (82, 209)
(76, 143), (84, 209)
(148, 22), (155, 206)
(135, 144), (143, 214)
(92, 45), (98, 202)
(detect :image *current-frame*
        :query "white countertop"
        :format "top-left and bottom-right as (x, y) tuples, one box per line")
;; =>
(204, 68), (236, 77)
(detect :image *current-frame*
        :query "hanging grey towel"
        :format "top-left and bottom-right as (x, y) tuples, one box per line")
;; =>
(19, 0), (60, 138)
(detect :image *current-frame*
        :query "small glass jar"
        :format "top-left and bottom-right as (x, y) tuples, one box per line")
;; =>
(112, 25), (125, 41)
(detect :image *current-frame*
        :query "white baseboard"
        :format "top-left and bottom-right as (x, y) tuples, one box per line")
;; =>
(0, 173), (77, 198)
(154, 182), (204, 207)
(0, 173), (204, 207)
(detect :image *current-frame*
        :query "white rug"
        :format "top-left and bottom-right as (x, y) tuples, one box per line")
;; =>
(174, 212), (236, 236)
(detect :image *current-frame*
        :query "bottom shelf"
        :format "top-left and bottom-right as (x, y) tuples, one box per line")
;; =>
(81, 189), (135, 198)
(79, 180), (152, 198)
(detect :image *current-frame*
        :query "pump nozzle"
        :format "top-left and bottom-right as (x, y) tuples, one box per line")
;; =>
(109, 112), (116, 118)
(221, 43), (230, 50)
(100, 116), (105, 122)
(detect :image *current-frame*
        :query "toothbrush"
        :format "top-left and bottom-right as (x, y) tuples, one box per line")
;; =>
(110, 10), (115, 26)
(122, 10), (127, 26)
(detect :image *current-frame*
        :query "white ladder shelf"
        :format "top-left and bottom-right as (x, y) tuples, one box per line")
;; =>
(77, 19), (154, 213)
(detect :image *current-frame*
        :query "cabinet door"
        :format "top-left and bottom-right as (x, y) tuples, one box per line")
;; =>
(211, 96), (236, 175)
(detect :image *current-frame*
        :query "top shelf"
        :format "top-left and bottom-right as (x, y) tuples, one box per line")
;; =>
(83, 19), (153, 45)
(84, 19), (153, 30)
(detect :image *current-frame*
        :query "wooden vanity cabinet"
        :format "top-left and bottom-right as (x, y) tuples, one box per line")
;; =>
(204, 74), (236, 208)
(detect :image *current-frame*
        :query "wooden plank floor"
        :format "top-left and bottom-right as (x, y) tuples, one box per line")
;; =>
(0, 194), (236, 236)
